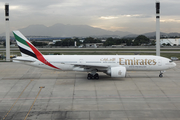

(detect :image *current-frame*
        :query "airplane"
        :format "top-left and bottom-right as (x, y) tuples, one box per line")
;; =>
(12, 30), (176, 79)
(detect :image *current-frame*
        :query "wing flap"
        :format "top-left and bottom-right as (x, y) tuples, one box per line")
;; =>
(71, 63), (108, 69)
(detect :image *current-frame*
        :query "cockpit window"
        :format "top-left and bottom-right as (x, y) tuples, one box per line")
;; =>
(169, 60), (173, 63)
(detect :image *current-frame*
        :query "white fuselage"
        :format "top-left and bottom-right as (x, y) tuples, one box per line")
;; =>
(12, 30), (177, 78)
(13, 55), (176, 72)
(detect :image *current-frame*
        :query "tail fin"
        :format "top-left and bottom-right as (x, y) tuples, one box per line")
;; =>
(13, 30), (42, 58)
(13, 30), (60, 69)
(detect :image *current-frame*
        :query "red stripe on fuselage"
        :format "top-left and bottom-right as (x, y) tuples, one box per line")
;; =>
(26, 42), (60, 70)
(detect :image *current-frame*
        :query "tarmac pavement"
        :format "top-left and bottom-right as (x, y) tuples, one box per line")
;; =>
(0, 61), (179, 120)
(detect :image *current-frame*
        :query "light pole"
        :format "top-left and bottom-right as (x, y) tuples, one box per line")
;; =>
(156, 1), (160, 56)
(5, 3), (10, 61)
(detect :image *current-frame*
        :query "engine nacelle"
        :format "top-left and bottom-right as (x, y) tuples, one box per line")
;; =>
(107, 67), (126, 78)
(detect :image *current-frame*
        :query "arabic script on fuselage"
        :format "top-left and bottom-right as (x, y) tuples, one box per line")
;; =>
(100, 58), (116, 62)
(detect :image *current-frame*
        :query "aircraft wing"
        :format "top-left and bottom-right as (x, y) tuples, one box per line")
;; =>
(59, 61), (107, 67)
(72, 64), (109, 69)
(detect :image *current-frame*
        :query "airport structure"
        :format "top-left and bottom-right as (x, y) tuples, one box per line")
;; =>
(161, 38), (180, 46)
(156, 1), (160, 56)
(5, 3), (10, 61)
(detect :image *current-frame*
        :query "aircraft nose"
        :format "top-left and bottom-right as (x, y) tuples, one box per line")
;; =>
(173, 62), (176, 67)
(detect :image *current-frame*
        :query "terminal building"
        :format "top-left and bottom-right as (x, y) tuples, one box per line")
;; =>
(160, 38), (180, 46)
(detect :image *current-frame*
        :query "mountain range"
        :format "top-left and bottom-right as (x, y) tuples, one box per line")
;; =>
(2, 24), (131, 37)
(1, 23), (180, 38)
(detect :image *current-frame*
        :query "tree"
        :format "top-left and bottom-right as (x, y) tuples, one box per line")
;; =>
(126, 39), (132, 46)
(74, 38), (82, 46)
(83, 37), (101, 43)
(103, 38), (133, 46)
(151, 40), (156, 46)
(3, 41), (12, 46)
(62, 38), (74, 46)
(54, 41), (62, 46)
(32, 41), (48, 46)
(83, 37), (94, 43)
(133, 35), (150, 46)
(104, 37), (115, 46)
(54, 38), (78, 46)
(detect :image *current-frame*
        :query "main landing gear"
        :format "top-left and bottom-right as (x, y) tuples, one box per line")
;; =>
(87, 73), (99, 80)
(159, 71), (165, 78)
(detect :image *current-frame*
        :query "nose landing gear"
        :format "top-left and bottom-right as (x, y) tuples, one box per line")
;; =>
(159, 73), (163, 78)
(159, 71), (165, 78)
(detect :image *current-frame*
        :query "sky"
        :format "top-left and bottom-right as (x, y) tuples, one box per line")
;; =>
(0, 0), (180, 34)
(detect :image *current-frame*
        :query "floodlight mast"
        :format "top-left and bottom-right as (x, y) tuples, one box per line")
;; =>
(156, 1), (160, 56)
(5, 3), (10, 61)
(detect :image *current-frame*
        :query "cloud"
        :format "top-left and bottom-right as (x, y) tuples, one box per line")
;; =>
(0, 0), (180, 34)
(99, 16), (119, 20)
(122, 14), (152, 18)
(161, 19), (180, 23)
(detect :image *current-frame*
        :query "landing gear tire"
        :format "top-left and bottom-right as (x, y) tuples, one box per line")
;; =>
(87, 73), (99, 80)
(87, 76), (91, 80)
(159, 71), (165, 78)
(94, 73), (99, 80)
(95, 76), (99, 80)
(159, 74), (163, 78)
(88, 73), (91, 77)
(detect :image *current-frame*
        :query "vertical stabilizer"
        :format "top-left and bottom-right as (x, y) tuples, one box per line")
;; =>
(13, 31), (60, 69)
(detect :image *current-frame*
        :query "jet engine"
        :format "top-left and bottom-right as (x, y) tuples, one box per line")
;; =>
(106, 66), (126, 78)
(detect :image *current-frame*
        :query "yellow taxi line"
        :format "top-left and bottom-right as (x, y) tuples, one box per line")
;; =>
(24, 86), (45, 120)
(2, 80), (33, 120)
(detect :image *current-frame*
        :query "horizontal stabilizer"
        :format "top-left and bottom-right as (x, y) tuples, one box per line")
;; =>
(13, 58), (35, 62)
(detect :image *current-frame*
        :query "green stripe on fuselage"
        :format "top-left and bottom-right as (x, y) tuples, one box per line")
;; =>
(13, 32), (29, 47)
